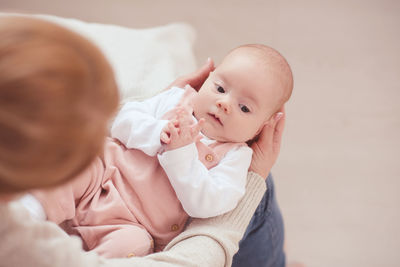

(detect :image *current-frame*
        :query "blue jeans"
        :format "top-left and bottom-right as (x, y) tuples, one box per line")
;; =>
(232, 173), (285, 267)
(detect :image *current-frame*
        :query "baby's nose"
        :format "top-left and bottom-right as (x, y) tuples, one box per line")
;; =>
(216, 100), (231, 114)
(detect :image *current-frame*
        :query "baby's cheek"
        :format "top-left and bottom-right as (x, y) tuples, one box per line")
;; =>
(243, 124), (262, 141)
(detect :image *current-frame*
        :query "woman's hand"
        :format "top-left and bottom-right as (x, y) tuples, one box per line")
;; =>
(249, 106), (286, 178)
(165, 58), (215, 91)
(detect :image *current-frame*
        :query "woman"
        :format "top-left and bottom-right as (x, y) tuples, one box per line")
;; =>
(0, 16), (285, 267)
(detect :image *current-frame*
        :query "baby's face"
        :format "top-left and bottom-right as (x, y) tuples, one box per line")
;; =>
(192, 50), (284, 143)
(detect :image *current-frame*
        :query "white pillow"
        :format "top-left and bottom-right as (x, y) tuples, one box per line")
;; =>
(1, 13), (197, 103)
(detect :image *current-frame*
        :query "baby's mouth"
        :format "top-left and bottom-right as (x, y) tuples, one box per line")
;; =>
(208, 113), (223, 126)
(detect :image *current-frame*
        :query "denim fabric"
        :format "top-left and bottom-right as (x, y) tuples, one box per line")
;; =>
(232, 173), (285, 267)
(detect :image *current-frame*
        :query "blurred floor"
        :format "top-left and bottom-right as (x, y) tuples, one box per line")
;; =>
(1, 1), (399, 266)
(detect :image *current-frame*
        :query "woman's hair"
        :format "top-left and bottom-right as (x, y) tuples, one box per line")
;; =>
(0, 16), (119, 193)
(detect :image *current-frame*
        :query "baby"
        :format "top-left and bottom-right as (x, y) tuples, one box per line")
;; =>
(27, 44), (293, 258)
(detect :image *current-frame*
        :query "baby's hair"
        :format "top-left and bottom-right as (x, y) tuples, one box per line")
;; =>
(230, 44), (293, 114)
(0, 17), (119, 193)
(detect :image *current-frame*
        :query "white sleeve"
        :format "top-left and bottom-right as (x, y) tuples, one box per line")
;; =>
(158, 144), (252, 218)
(111, 87), (183, 156)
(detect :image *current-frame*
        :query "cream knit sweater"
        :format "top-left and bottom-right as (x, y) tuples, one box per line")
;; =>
(0, 172), (266, 267)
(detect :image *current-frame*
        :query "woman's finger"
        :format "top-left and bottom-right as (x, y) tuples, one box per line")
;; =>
(189, 58), (215, 90)
(273, 111), (285, 152)
(249, 106), (286, 178)
(272, 106), (285, 152)
(164, 58), (215, 91)
(259, 109), (284, 148)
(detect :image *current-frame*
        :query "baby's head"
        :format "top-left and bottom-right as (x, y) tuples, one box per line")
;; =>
(192, 44), (293, 143)
(0, 17), (119, 194)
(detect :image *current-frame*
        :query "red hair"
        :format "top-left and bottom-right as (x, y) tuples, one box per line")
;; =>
(0, 17), (119, 193)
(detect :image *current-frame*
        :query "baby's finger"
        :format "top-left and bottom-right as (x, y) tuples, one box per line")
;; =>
(194, 134), (203, 142)
(160, 132), (170, 144)
(172, 119), (179, 127)
(176, 111), (184, 121)
(191, 118), (205, 136)
(168, 123), (179, 140)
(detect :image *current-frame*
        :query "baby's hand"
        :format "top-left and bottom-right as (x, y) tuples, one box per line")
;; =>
(160, 107), (192, 145)
(160, 119), (178, 145)
(162, 116), (205, 151)
(175, 106), (194, 128)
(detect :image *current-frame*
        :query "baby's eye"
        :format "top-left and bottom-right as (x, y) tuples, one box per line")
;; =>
(217, 86), (225, 93)
(240, 104), (250, 113)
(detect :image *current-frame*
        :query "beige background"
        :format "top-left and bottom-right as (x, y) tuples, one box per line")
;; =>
(1, 1), (399, 266)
